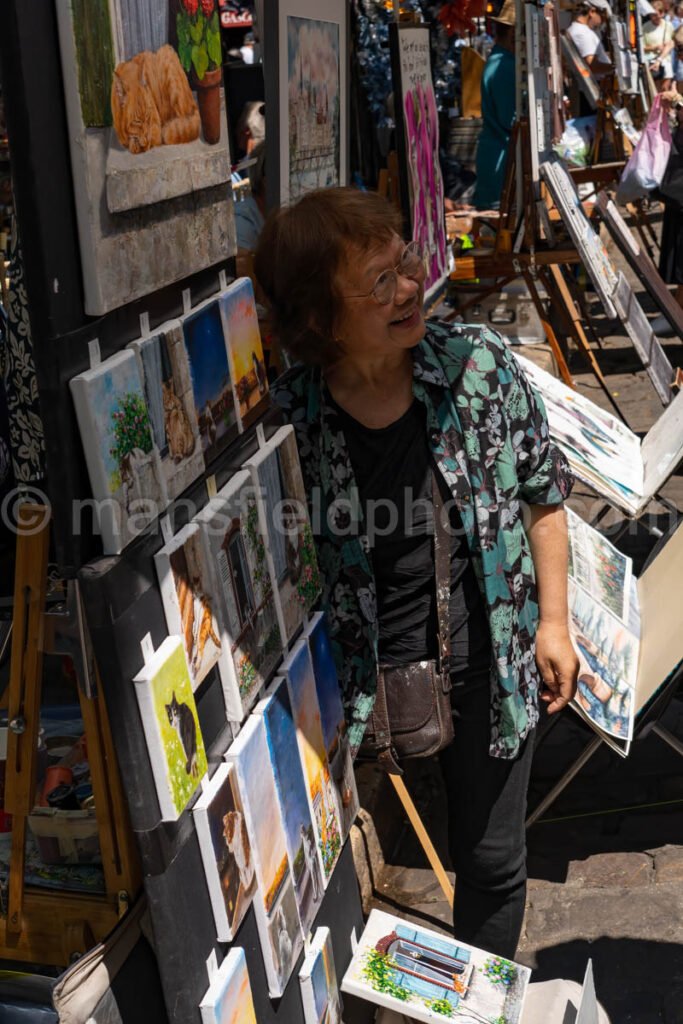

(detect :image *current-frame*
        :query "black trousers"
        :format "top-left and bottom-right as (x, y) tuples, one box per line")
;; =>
(439, 674), (536, 961)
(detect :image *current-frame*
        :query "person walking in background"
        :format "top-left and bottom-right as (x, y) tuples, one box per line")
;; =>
(566, 0), (614, 79)
(643, 1), (675, 91)
(472, 0), (516, 210)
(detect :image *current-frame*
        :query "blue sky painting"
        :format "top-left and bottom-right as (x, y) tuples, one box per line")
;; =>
(183, 302), (232, 413)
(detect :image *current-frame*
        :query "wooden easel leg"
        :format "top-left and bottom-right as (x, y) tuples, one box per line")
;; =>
(522, 271), (575, 387)
(389, 774), (455, 908)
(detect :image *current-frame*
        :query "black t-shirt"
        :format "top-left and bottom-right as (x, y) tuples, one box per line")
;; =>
(330, 395), (491, 675)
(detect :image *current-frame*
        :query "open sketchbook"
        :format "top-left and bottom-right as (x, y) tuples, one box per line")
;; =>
(567, 510), (683, 756)
(515, 351), (683, 517)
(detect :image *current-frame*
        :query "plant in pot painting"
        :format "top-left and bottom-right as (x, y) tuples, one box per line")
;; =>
(176, 0), (223, 144)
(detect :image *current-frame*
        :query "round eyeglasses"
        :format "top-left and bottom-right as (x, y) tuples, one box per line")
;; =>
(342, 241), (425, 305)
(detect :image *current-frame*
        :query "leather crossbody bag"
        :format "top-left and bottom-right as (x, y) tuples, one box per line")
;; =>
(360, 472), (454, 775)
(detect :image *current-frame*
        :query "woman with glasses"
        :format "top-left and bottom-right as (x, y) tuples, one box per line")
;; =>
(254, 187), (578, 960)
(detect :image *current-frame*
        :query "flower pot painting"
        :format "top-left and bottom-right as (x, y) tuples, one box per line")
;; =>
(199, 947), (257, 1024)
(55, 0), (233, 315)
(70, 349), (168, 555)
(219, 278), (269, 431)
(342, 909), (532, 1024)
(129, 320), (205, 501)
(194, 469), (282, 721)
(283, 638), (342, 886)
(306, 613), (359, 841)
(155, 522), (222, 690)
(225, 715), (304, 998)
(133, 636), (208, 821)
(255, 677), (324, 936)
(243, 426), (321, 645)
(182, 299), (239, 465)
(299, 927), (343, 1024)
(193, 763), (256, 942)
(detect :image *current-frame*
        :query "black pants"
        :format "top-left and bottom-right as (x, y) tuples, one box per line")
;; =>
(439, 674), (535, 961)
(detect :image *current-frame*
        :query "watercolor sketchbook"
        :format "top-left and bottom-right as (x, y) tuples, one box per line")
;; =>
(225, 714), (304, 998)
(219, 278), (270, 432)
(182, 297), (239, 466)
(133, 636), (207, 821)
(253, 677), (325, 937)
(199, 947), (257, 1024)
(193, 763), (257, 942)
(283, 637), (342, 888)
(342, 909), (531, 1024)
(128, 320), (205, 501)
(155, 522), (222, 691)
(305, 612), (359, 841)
(70, 349), (168, 554)
(194, 470), (282, 721)
(299, 926), (343, 1024)
(243, 425), (321, 645)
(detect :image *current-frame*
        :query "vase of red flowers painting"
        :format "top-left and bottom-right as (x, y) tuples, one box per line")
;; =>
(176, 0), (223, 144)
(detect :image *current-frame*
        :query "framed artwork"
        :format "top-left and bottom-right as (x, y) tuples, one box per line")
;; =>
(194, 469), (282, 721)
(225, 715), (304, 998)
(55, 0), (235, 315)
(133, 636), (208, 821)
(263, 0), (349, 206)
(199, 947), (257, 1024)
(193, 763), (257, 942)
(254, 676), (325, 936)
(70, 349), (169, 554)
(218, 278), (270, 432)
(128, 319), (205, 501)
(390, 24), (448, 304)
(155, 522), (223, 690)
(299, 927), (343, 1024)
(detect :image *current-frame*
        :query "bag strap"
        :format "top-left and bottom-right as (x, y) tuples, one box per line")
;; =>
(432, 470), (452, 677)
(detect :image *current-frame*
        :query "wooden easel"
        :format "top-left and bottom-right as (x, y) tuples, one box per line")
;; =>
(2, 505), (140, 965)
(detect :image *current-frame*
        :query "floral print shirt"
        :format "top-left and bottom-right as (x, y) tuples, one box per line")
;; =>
(272, 321), (574, 759)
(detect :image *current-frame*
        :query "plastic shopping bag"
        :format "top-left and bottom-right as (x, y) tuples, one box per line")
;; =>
(616, 94), (672, 204)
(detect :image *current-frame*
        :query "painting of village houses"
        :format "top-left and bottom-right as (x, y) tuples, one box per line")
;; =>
(219, 278), (269, 431)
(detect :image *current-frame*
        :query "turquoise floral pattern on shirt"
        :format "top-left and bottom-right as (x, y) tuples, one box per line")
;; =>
(273, 321), (573, 759)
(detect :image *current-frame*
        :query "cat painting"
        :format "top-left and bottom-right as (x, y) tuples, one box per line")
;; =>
(165, 691), (199, 777)
(111, 44), (200, 155)
(162, 379), (195, 462)
(222, 808), (255, 892)
(175, 569), (222, 678)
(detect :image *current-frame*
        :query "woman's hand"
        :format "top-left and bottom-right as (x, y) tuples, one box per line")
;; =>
(535, 620), (580, 715)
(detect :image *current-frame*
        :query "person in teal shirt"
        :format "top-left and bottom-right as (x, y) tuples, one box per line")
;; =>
(473, 0), (516, 210)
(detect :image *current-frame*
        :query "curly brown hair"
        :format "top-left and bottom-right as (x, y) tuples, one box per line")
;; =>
(254, 187), (403, 367)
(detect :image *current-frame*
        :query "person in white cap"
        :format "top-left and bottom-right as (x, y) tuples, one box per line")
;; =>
(566, 0), (614, 78)
(643, 0), (675, 90)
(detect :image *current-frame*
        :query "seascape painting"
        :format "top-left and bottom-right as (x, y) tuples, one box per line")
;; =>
(195, 469), (282, 721)
(193, 763), (256, 942)
(182, 300), (239, 464)
(342, 909), (531, 1024)
(257, 677), (325, 936)
(55, 0), (234, 315)
(129, 320), (205, 500)
(306, 613), (359, 840)
(299, 927), (343, 1024)
(199, 947), (257, 1024)
(133, 636), (208, 821)
(155, 522), (222, 690)
(70, 349), (168, 555)
(284, 638), (342, 886)
(226, 715), (304, 998)
(219, 278), (269, 431)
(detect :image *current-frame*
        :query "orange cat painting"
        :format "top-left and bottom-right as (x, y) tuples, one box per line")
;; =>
(111, 44), (200, 155)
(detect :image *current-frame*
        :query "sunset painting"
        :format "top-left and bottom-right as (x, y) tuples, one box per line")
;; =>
(219, 278), (269, 431)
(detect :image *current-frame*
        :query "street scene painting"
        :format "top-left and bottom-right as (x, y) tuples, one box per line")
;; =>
(567, 508), (632, 623)
(299, 927), (343, 1024)
(226, 715), (304, 998)
(193, 763), (257, 942)
(199, 947), (257, 1024)
(133, 636), (208, 821)
(342, 909), (531, 1024)
(256, 677), (325, 936)
(182, 300), (239, 465)
(219, 278), (269, 431)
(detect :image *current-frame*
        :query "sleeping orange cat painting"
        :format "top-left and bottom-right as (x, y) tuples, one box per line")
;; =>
(111, 44), (200, 155)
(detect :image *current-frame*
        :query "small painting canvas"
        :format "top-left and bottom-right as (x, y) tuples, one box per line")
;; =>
(199, 947), (257, 1024)
(133, 636), (207, 821)
(194, 469), (282, 721)
(283, 638), (342, 887)
(342, 909), (532, 1024)
(182, 299), (239, 465)
(70, 349), (168, 555)
(306, 612), (359, 840)
(155, 522), (222, 690)
(299, 927), (343, 1024)
(225, 715), (304, 998)
(129, 320), (205, 500)
(255, 677), (325, 936)
(219, 278), (269, 431)
(243, 425), (321, 644)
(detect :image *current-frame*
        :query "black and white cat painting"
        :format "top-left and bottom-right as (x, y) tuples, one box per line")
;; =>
(166, 691), (198, 777)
